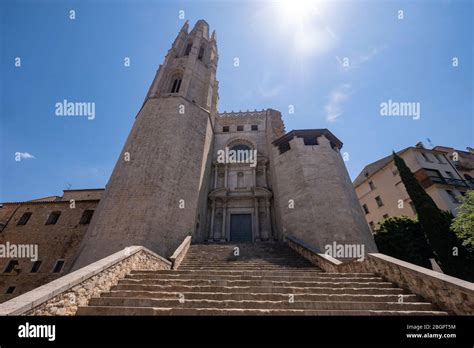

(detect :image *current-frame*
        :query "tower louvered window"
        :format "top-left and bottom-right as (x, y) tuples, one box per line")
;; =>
(171, 77), (182, 93)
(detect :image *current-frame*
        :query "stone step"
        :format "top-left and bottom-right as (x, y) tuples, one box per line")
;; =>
(112, 283), (406, 295)
(182, 261), (307, 264)
(102, 290), (422, 303)
(183, 255), (309, 258)
(87, 297), (437, 311)
(186, 252), (302, 262)
(184, 256), (304, 260)
(179, 261), (313, 265)
(124, 274), (385, 282)
(150, 266), (317, 270)
(76, 306), (448, 316)
(177, 266), (318, 270)
(77, 243), (445, 316)
(118, 278), (395, 288)
(186, 251), (306, 261)
(179, 260), (311, 265)
(130, 270), (371, 277)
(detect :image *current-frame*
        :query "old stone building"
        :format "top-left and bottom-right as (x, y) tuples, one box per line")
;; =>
(0, 189), (102, 302)
(0, 20), (377, 302)
(354, 142), (474, 231)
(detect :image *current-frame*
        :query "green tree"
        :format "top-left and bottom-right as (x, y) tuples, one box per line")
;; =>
(393, 152), (474, 281)
(451, 190), (474, 253)
(375, 216), (432, 268)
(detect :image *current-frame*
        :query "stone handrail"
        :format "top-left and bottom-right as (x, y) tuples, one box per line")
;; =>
(0, 246), (171, 316)
(169, 235), (192, 270)
(285, 235), (474, 315)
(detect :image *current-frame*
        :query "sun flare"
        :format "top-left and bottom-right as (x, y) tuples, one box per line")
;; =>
(274, 0), (322, 25)
(271, 0), (334, 58)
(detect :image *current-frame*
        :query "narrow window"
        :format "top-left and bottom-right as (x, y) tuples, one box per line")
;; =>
(237, 172), (244, 188)
(303, 136), (318, 146)
(17, 212), (32, 226)
(53, 260), (65, 273)
(375, 196), (384, 207)
(4, 260), (19, 273)
(251, 125), (258, 131)
(170, 77), (182, 93)
(445, 190), (458, 203)
(237, 125), (244, 131)
(31, 261), (42, 273)
(45, 211), (61, 225)
(184, 41), (192, 56)
(368, 221), (375, 232)
(279, 142), (291, 155)
(222, 126), (229, 132)
(79, 210), (94, 225)
(392, 167), (399, 176)
(198, 46), (205, 60)
(368, 181), (376, 190)
(362, 204), (369, 215)
(5, 286), (15, 294)
(171, 79), (178, 92)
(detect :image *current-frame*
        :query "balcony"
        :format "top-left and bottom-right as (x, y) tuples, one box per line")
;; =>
(420, 176), (473, 189)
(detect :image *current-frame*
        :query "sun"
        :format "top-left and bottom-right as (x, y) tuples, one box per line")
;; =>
(270, 0), (333, 58)
(274, 0), (323, 26)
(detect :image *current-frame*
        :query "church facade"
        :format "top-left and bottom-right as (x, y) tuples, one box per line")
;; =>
(71, 19), (376, 269)
(0, 20), (376, 301)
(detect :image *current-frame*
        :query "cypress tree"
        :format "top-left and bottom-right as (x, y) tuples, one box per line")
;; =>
(392, 151), (473, 281)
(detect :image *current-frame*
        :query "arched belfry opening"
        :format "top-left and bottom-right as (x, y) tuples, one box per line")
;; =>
(198, 45), (205, 61)
(169, 72), (183, 94)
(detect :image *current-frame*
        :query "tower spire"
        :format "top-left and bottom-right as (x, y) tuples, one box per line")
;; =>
(180, 19), (189, 33)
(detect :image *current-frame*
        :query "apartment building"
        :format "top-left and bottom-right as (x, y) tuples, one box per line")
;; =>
(354, 142), (473, 232)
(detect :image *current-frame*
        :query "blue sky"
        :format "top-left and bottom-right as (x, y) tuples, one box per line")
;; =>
(1, 0), (472, 202)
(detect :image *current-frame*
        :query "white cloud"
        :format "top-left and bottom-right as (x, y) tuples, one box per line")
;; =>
(15, 152), (35, 160)
(325, 84), (352, 122)
(336, 46), (383, 72)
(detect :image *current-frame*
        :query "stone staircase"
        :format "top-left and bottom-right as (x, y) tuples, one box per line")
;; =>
(76, 243), (448, 315)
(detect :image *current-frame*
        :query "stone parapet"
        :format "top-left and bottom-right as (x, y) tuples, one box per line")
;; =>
(0, 246), (171, 316)
(285, 235), (474, 315)
(169, 235), (192, 270)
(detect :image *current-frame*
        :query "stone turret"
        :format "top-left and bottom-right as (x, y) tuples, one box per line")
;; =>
(270, 129), (377, 255)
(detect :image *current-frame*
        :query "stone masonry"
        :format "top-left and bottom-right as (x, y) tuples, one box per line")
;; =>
(0, 20), (380, 303)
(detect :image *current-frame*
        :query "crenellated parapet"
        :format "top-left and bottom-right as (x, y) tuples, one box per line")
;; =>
(217, 109), (268, 119)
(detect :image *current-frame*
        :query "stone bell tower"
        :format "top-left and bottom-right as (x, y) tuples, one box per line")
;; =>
(72, 20), (218, 269)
